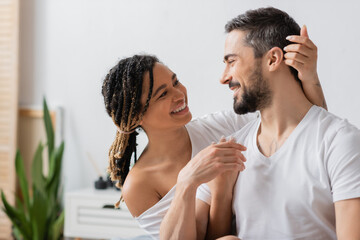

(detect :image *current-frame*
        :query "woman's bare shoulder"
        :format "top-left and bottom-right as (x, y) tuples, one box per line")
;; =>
(122, 164), (160, 218)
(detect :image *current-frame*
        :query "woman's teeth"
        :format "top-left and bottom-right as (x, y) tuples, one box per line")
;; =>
(172, 102), (186, 113)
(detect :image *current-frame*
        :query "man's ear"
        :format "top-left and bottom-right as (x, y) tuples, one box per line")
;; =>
(266, 47), (284, 72)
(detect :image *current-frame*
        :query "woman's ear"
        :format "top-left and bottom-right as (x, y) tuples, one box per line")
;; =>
(266, 47), (284, 72)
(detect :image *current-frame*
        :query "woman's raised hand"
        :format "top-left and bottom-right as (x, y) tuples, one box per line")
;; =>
(284, 25), (319, 84)
(206, 137), (245, 197)
(177, 138), (247, 188)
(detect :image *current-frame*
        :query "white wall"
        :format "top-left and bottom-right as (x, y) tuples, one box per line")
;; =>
(19, 0), (360, 192)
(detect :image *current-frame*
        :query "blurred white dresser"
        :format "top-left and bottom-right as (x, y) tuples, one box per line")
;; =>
(64, 188), (147, 239)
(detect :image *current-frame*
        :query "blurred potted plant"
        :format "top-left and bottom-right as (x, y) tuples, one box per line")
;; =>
(1, 99), (65, 240)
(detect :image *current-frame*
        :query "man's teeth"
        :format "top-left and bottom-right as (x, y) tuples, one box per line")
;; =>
(172, 102), (186, 113)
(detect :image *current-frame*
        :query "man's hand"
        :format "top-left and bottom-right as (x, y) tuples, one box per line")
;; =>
(284, 25), (319, 85)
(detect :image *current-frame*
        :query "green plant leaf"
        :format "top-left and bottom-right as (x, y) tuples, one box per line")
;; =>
(43, 98), (54, 160)
(47, 150), (56, 183)
(2, 98), (65, 240)
(30, 187), (47, 240)
(53, 142), (64, 200)
(13, 226), (24, 240)
(46, 151), (57, 190)
(50, 211), (64, 240)
(46, 142), (64, 200)
(1, 191), (31, 239)
(31, 220), (39, 240)
(15, 150), (30, 215)
(1, 190), (19, 221)
(31, 143), (46, 196)
(15, 195), (32, 236)
(15, 196), (24, 213)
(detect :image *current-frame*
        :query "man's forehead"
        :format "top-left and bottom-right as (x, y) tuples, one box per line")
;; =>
(224, 30), (251, 58)
(225, 30), (246, 45)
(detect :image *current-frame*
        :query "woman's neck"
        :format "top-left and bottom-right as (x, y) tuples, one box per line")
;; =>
(141, 126), (192, 165)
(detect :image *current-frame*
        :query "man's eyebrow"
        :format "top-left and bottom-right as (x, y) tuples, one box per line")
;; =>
(153, 84), (167, 97)
(223, 54), (237, 62)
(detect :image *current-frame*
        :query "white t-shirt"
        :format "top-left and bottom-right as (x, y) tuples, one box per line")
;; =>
(135, 110), (258, 239)
(197, 106), (360, 239)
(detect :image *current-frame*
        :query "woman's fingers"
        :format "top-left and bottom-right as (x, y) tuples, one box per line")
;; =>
(284, 52), (308, 64)
(215, 140), (247, 151)
(210, 149), (247, 162)
(284, 43), (313, 58)
(300, 25), (309, 38)
(215, 155), (246, 165)
(284, 59), (304, 73)
(285, 35), (317, 50)
(220, 162), (245, 172)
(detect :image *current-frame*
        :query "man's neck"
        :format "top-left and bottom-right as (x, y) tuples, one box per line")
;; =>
(257, 76), (313, 157)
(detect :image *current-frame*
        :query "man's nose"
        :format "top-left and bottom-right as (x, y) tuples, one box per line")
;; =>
(220, 69), (232, 85)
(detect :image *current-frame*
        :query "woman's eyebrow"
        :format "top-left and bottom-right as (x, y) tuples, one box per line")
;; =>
(153, 84), (167, 97)
(152, 73), (177, 97)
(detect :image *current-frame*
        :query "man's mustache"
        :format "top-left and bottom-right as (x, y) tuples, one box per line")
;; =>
(229, 80), (240, 89)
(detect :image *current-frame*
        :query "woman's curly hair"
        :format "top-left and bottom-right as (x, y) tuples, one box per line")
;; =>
(102, 55), (158, 191)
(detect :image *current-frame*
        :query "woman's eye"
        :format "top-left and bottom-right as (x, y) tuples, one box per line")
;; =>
(174, 79), (180, 86)
(159, 91), (167, 98)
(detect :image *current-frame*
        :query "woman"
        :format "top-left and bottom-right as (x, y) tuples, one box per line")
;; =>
(101, 32), (324, 239)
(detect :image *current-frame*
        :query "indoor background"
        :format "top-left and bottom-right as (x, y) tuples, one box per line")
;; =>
(18, 0), (360, 193)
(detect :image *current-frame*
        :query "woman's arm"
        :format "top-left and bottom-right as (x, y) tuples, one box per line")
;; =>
(160, 141), (246, 240)
(284, 25), (327, 110)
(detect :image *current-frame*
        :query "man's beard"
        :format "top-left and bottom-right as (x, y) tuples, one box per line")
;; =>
(233, 64), (272, 115)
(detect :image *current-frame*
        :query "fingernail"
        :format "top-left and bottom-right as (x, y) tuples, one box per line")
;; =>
(286, 36), (292, 40)
(283, 46), (287, 51)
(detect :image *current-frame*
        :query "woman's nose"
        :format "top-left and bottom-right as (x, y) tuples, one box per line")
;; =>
(173, 88), (185, 102)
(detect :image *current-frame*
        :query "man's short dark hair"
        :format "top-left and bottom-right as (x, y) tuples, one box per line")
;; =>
(225, 7), (301, 82)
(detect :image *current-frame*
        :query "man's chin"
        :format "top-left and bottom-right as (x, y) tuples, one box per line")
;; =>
(234, 104), (249, 115)
(234, 101), (259, 115)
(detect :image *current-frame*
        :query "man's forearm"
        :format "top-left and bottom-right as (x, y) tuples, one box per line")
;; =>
(206, 193), (233, 239)
(160, 182), (198, 240)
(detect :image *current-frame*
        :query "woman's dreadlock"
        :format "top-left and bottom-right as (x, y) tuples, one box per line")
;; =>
(102, 55), (158, 196)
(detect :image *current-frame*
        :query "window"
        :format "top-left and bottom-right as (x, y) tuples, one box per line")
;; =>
(0, 0), (19, 238)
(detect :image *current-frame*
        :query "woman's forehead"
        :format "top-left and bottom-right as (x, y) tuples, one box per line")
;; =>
(153, 63), (174, 80)
(143, 63), (174, 88)
(140, 63), (172, 102)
